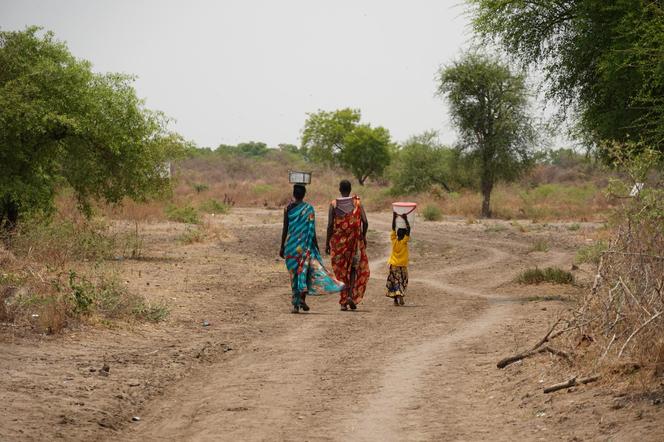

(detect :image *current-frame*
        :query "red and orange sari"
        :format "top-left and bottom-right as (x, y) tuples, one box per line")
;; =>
(329, 197), (370, 306)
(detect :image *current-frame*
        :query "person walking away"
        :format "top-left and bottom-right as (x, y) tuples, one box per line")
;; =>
(326, 180), (370, 311)
(280, 184), (344, 313)
(386, 212), (410, 306)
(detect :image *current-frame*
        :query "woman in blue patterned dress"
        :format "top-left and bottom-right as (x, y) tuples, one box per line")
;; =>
(279, 185), (344, 313)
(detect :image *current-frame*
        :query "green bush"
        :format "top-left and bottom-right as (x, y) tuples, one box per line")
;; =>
(199, 199), (231, 214)
(165, 204), (200, 224)
(422, 204), (442, 221)
(575, 240), (608, 265)
(516, 267), (575, 285)
(192, 183), (209, 193)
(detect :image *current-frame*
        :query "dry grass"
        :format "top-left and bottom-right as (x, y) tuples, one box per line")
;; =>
(83, 151), (612, 223)
(1, 215), (167, 333)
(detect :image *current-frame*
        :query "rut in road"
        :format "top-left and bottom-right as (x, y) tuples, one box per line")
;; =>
(118, 220), (570, 442)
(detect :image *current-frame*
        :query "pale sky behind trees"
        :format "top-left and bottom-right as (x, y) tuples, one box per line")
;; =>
(2, 1), (497, 148)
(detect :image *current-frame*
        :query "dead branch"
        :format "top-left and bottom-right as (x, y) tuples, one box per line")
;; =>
(543, 375), (600, 394)
(617, 310), (663, 358)
(497, 345), (571, 369)
(531, 319), (562, 350)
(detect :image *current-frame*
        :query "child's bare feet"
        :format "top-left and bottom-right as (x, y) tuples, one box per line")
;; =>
(399, 296), (405, 306)
(393, 296), (399, 306)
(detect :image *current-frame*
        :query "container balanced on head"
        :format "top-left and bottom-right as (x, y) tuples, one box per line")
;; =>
(386, 202), (416, 306)
(279, 172), (344, 314)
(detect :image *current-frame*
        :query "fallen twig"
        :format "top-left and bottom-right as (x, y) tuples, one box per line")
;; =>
(496, 345), (571, 369)
(543, 375), (600, 394)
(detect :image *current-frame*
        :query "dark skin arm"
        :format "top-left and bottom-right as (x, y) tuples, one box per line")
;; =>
(279, 207), (288, 258)
(360, 204), (368, 240)
(392, 211), (397, 231)
(403, 213), (411, 236)
(325, 204), (334, 255)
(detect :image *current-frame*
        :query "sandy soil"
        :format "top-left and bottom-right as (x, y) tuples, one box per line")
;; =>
(1, 208), (662, 441)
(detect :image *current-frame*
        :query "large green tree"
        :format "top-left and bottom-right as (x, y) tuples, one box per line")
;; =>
(340, 125), (392, 185)
(390, 131), (455, 194)
(437, 53), (536, 218)
(467, 0), (664, 153)
(300, 108), (361, 164)
(0, 27), (180, 229)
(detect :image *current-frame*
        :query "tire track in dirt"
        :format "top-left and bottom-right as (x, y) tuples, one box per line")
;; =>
(118, 216), (571, 441)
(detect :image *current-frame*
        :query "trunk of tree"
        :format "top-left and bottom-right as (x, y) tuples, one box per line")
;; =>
(1, 195), (19, 232)
(358, 176), (366, 186)
(480, 176), (493, 218)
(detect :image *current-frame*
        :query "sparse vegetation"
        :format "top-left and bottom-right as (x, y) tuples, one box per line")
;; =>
(165, 204), (201, 224)
(178, 227), (205, 244)
(199, 199), (231, 215)
(530, 239), (550, 252)
(575, 240), (608, 265)
(516, 267), (575, 285)
(422, 204), (442, 221)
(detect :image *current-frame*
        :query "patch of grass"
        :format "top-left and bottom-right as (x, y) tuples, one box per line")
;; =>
(516, 267), (575, 285)
(178, 227), (204, 244)
(192, 183), (209, 193)
(132, 302), (169, 322)
(422, 204), (442, 221)
(165, 204), (200, 224)
(252, 183), (274, 195)
(530, 239), (550, 252)
(575, 240), (608, 265)
(485, 223), (508, 233)
(199, 198), (231, 215)
(567, 223), (581, 231)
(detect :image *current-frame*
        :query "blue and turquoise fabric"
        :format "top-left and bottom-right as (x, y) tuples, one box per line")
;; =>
(284, 202), (344, 304)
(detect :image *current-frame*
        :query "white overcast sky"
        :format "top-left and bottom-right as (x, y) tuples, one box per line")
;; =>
(2, 1), (492, 148)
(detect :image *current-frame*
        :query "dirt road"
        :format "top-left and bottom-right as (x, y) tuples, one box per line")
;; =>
(2, 209), (662, 441)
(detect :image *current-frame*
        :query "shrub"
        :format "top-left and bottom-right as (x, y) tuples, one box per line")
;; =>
(178, 227), (204, 244)
(165, 204), (200, 224)
(516, 267), (575, 285)
(192, 183), (209, 193)
(567, 223), (581, 231)
(530, 239), (550, 252)
(422, 204), (442, 221)
(199, 199), (231, 215)
(575, 240), (608, 264)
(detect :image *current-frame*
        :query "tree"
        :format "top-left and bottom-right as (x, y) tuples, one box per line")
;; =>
(467, 0), (664, 153)
(300, 108), (361, 164)
(340, 125), (392, 185)
(0, 27), (181, 229)
(437, 53), (536, 217)
(389, 131), (455, 194)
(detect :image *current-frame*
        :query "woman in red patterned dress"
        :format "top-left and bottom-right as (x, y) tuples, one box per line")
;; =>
(325, 180), (370, 310)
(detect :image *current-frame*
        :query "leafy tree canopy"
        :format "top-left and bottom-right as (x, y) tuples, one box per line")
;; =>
(0, 27), (182, 227)
(216, 141), (269, 157)
(437, 53), (537, 217)
(468, 0), (664, 153)
(340, 125), (392, 185)
(300, 108), (361, 164)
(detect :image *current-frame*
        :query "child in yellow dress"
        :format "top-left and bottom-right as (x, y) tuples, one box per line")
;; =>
(386, 212), (410, 306)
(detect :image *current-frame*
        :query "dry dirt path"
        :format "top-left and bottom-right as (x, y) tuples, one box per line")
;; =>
(117, 214), (573, 442)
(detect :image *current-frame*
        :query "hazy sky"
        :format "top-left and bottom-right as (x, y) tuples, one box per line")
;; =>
(2, 0), (479, 148)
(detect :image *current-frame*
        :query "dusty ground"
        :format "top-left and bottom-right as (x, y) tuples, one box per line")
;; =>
(1, 208), (663, 441)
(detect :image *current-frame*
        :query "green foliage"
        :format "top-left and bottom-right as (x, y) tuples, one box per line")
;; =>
(62, 271), (168, 321)
(340, 125), (392, 185)
(165, 204), (200, 224)
(199, 199), (231, 214)
(422, 204), (442, 221)
(192, 183), (209, 193)
(575, 240), (608, 265)
(216, 141), (269, 157)
(516, 267), (575, 285)
(0, 27), (182, 227)
(390, 132), (455, 194)
(252, 183), (274, 195)
(468, 0), (664, 153)
(300, 108), (361, 164)
(437, 53), (537, 217)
